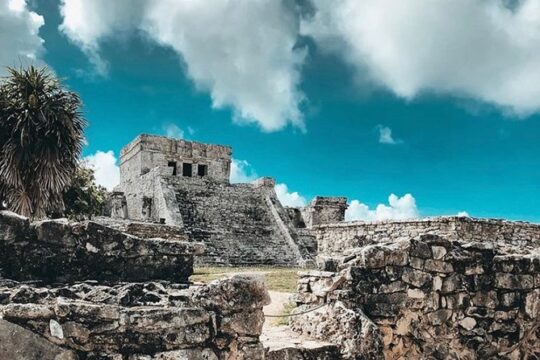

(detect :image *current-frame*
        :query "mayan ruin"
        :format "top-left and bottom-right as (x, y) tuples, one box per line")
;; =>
(0, 134), (538, 359)
(2, 1), (540, 359)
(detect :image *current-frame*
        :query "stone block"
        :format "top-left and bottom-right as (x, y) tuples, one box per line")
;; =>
(495, 273), (534, 290)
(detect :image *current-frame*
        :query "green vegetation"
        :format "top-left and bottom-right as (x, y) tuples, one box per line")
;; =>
(274, 301), (296, 326)
(0, 66), (86, 218)
(62, 165), (108, 220)
(191, 266), (304, 292)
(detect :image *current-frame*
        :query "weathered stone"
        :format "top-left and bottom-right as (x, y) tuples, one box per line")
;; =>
(402, 268), (432, 288)
(424, 259), (454, 273)
(289, 301), (384, 359)
(431, 246), (447, 260)
(458, 317), (477, 331)
(0, 319), (77, 360)
(495, 273), (534, 290)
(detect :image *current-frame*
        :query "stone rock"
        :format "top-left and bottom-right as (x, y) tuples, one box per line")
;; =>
(458, 317), (477, 331)
(290, 301), (384, 359)
(0, 319), (77, 360)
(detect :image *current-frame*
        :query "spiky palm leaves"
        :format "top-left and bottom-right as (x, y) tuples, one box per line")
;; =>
(0, 66), (86, 218)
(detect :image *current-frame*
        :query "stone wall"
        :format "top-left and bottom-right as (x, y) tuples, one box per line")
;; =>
(0, 275), (270, 359)
(0, 210), (271, 359)
(0, 211), (202, 283)
(314, 216), (540, 258)
(290, 233), (540, 359)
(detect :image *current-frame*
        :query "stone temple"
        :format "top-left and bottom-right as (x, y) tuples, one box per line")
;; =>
(111, 134), (347, 266)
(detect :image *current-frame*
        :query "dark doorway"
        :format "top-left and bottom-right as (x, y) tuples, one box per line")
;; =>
(168, 161), (177, 176)
(197, 164), (207, 177)
(182, 163), (192, 177)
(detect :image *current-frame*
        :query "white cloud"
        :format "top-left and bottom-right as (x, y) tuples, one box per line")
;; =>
(457, 211), (470, 217)
(378, 125), (400, 145)
(275, 183), (307, 207)
(163, 123), (184, 139)
(345, 193), (419, 221)
(304, 0), (540, 115)
(230, 159), (258, 184)
(83, 150), (120, 191)
(0, 0), (45, 73)
(59, 0), (306, 131)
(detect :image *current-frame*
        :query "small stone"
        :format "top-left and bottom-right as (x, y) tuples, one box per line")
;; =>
(424, 260), (454, 273)
(433, 276), (443, 292)
(402, 268), (432, 288)
(431, 246), (447, 260)
(85, 242), (99, 253)
(407, 288), (425, 299)
(428, 309), (452, 325)
(495, 273), (534, 290)
(49, 319), (64, 339)
(459, 317), (477, 331)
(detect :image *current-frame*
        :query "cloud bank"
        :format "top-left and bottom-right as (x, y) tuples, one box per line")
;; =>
(59, 0), (306, 132)
(83, 150), (120, 191)
(345, 193), (419, 222)
(0, 0), (45, 74)
(303, 0), (540, 115)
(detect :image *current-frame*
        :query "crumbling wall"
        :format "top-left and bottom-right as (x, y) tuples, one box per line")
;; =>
(291, 233), (540, 359)
(314, 217), (540, 259)
(0, 275), (270, 359)
(0, 211), (202, 283)
(0, 211), (271, 359)
(301, 196), (348, 228)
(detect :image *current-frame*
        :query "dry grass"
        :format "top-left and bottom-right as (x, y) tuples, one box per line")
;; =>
(191, 266), (306, 292)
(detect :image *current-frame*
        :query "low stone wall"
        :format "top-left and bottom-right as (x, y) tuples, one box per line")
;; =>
(314, 216), (540, 258)
(291, 234), (540, 359)
(0, 211), (203, 283)
(0, 275), (270, 359)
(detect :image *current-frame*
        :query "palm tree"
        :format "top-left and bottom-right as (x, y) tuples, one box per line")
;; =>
(0, 66), (86, 218)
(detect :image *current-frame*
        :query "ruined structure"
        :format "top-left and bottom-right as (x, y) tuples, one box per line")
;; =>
(289, 217), (540, 359)
(0, 210), (271, 359)
(112, 134), (334, 266)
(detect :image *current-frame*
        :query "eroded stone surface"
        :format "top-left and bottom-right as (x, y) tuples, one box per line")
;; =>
(0, 211), (203, 283)
(292, 233), (540, 359)
(0, 275), (269, 359)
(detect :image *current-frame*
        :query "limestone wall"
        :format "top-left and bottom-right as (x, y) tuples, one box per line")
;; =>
(0, 211), (203, 283)
(314, 217), (540, 258)
(291, 234), (540, 359)
(0, 210), (271, 359)
(0, 275), (270, 359)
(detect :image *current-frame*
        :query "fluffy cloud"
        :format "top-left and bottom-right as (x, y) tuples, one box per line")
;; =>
(59, 0), (306, 131)
(83, 150), (120, 191)
(457, 211), (470, 217)
(0, 0), (45, 73)
(230, 159), (258, 184)
(304, 0), (540, 115)
(163, 123), (184, 139)
(345, 193), (419, 222)
(275, 183), (307, 207)
(378, 125), (400, 145)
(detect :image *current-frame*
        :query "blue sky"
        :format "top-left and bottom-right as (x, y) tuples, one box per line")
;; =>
(3, 0), (540, 222)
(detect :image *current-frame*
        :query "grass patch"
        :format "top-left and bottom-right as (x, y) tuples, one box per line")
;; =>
(191, 266), (306, 292)
(273, 302), (297, 326)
